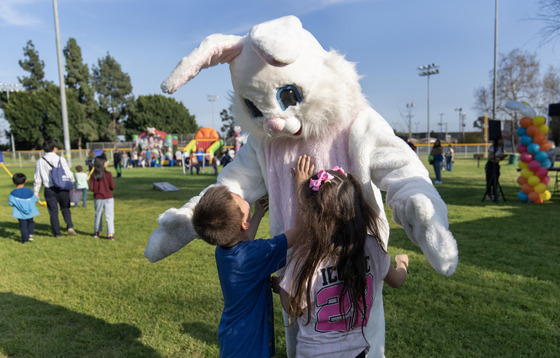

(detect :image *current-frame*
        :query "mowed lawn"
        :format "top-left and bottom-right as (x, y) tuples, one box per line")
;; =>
(0, 157), (558, 357)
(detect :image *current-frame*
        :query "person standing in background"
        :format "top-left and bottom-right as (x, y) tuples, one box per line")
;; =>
(122, 152), (129, 169)
(485, 137), (507, 201)
(430, 139), (444, 184)
(33, 139), (76, 237)
(9, 173), (40, 244)
(113, 148), (122, 178)
(190, 150), (200, 175)
(176, 149), (183, 167)
(131, 151), (138, 168)
(89, 156), (116, 241)
(74, 165), (89, 207)
(445, 144), (455, 171)
(196, 148), (204, 169)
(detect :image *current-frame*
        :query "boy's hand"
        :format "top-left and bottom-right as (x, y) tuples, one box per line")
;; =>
(253, 196), (269, 218)
(291, 155), (315, 191)
(271, 275), (282, 294)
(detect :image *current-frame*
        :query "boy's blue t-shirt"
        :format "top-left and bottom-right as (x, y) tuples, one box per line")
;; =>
(215, 233), (287, 358)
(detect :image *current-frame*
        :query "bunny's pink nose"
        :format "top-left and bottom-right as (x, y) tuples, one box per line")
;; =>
(267, 118), (285, 132)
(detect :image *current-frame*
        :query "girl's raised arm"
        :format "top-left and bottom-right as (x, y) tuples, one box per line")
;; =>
(384, 254), (408, 288)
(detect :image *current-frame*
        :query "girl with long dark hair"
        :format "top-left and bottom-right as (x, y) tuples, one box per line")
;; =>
(278, 161), (409, 357)
(89, 155), (115, 240)
(430, 139), (444, 184)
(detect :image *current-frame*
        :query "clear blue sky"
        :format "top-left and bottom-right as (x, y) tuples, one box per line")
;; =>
(0, 0), (558, 144)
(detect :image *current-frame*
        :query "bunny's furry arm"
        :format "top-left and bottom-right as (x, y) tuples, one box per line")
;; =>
(144, 139), (267, 262)
(350, 107), (458, 276)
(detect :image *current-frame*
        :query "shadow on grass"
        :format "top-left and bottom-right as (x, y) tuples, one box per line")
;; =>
(180, 321), (218, 346)
(433, 175), (519, 206)
(387, 195), (559, 282)
(0, 292), (160, 357)
(430, 162), (546, 207)
(0, 222), (54, 242)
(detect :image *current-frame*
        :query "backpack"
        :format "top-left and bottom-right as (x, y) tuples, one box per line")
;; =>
(42, 157), (75, 190)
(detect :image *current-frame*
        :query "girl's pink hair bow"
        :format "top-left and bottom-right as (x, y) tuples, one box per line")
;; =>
(332, 166), (345, 175)
(309, 170), (334, 191)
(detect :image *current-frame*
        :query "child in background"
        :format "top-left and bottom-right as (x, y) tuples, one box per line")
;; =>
(89, 156), (115, 240)
(277, 164), (409, 358)
(189, 150), (199, 175)
(211, 155), (219, 175)
(9, 173), (40, 244)
(191, 156), (313, 358)
(74, 165), (88, 207)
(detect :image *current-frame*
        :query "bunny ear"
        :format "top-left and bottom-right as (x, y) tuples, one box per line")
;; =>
(248, 15), (303, 66)
(161, 34), (244, 94)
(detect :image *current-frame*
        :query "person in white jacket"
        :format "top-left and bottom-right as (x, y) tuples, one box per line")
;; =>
(33, 139), (76, 238)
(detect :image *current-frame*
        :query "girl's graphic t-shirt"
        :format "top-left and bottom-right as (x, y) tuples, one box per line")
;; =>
(280, 235), (390, 357)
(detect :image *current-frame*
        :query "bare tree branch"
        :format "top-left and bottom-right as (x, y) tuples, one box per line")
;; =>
(536, 0), (560, 46)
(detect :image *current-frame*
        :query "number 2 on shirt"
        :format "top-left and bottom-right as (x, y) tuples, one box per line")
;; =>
(315, 274), (374, 332)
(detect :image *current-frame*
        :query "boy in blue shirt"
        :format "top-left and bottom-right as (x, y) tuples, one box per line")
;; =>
(191, 155), (313, 357)
(9, 173), (40, 244)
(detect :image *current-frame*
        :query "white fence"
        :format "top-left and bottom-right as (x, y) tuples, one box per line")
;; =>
(415, 143), (501, 158)
(1, 149), (91, 168)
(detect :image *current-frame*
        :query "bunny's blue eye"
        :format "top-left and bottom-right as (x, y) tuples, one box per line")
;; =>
(244, 99), (263, 118)
(277, 85), (302, 111)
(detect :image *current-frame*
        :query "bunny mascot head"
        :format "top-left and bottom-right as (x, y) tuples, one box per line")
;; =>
(146, 16), (458, 357)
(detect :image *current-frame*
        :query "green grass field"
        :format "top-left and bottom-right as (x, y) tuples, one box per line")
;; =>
(1, 158), (558, 357)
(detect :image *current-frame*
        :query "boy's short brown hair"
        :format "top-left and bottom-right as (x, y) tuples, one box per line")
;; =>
(192, 185), (244, 247)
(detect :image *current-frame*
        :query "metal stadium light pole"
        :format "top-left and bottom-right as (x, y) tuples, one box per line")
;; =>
(53, 0), (71, 166)
(455, 107), (464, 142)
(406, 102), (414, 140)
(208, 95), (218, 130)
(492, 0), (498, 123)
(417, 64), (439, 145)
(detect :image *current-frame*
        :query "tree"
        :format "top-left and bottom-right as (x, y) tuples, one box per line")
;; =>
(18, 40), (48, 92)
(92, 53), (134, 135)
(3, 83), (92, 150)
(63, 38), (98, 149)
(536, 0), (560, 45)
(220, 108), (236, 146)
(4, 84), (61, 149)
(64, 38), (96, 112)
(473, 49), (559, 147)
(543, 66), (560, 145)
(2, 91), (41, 149)
(92, 108), (116, 142)
(125, 94), (198, 138)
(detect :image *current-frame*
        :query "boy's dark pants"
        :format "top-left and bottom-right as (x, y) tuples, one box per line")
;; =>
(18, 218), (35, 243)
(44, 187), (73, 236)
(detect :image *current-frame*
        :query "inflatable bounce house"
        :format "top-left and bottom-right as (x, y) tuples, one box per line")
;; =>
(183, 127), (223, 164)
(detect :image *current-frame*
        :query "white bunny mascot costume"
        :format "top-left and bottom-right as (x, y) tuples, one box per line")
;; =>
(145, 16), (458, 357)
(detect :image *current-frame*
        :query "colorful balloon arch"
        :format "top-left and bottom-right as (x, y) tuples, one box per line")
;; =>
(516, 114), (552, 203)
